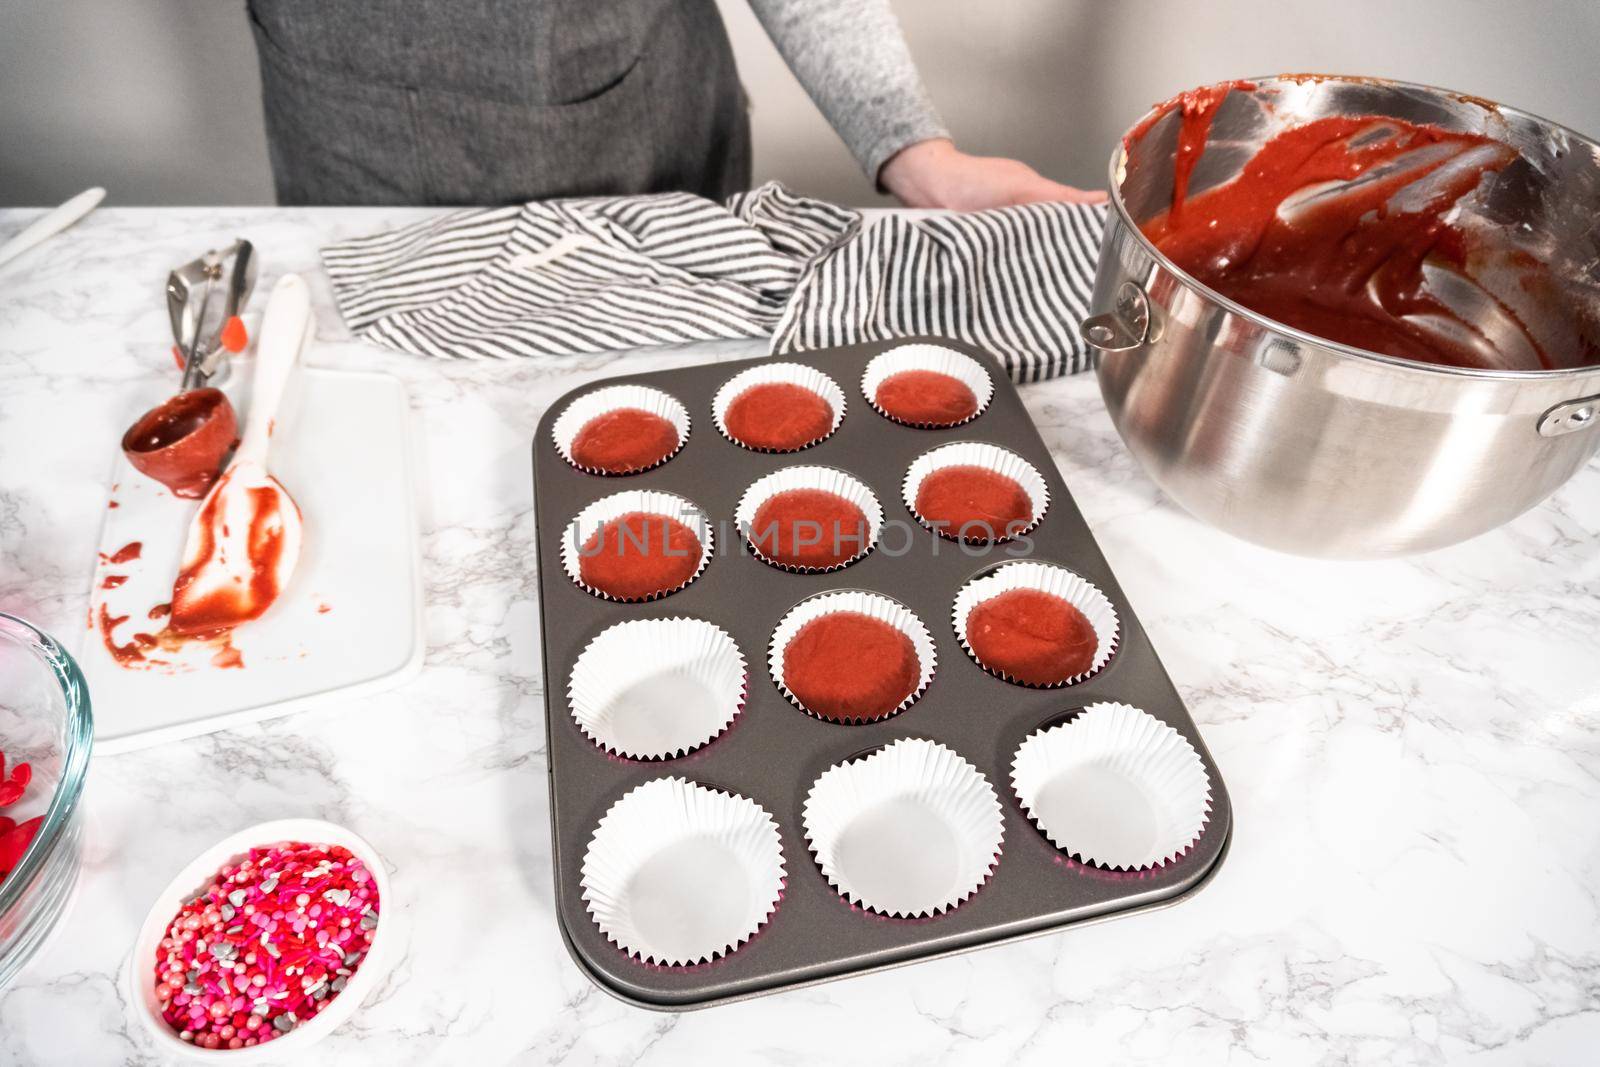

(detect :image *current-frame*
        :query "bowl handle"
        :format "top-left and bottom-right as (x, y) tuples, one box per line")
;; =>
(1080, 281), (1150, 353)
(1537, 394), (1600, 437)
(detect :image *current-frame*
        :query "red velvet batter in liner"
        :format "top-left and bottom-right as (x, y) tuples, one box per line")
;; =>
(749, 488), (869, 569)
(569, 408), (680, 473)
(578, 511), (703, 600)
(966, 588), (1098, 686)
(781, 611), (919, 722)
(723, 382), (835, 451)
(915, 465), (1033, 541)
(874, 370), (978, 426)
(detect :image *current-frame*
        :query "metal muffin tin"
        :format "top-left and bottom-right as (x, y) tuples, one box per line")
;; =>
(532, 337), (1232, 1010)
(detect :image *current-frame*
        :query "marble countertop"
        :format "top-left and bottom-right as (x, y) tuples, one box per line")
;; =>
(1, 206), (1597, 1065)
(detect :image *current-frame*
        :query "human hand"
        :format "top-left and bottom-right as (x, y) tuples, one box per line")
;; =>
(879, 138), (1107, 210)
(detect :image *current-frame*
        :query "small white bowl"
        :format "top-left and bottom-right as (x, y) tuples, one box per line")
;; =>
(127, 819), (398, 1062)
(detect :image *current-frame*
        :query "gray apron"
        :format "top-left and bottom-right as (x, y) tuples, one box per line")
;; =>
(247, 0), (751, 205)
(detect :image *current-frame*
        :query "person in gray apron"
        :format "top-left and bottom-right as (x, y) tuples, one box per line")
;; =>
(247, 0), (1103, 209)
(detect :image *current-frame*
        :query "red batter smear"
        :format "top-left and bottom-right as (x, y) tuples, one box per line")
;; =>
(749, 489), (868, 569)
(169, 481), (297, 636)
(105, 541), (142, 564)
(97, 601), (240, 672)
(100, 574), (128, 590)
(569, 407), (680, 474)
(1138, 85), (1592, 370)
(915, 465), (1033, 542)
(874, 370), (978, 427)
(723, 382), (835, 451)
(966, 588), (1098, 686)
(781, 611), (920, 722)
(578, 511), (703, 600)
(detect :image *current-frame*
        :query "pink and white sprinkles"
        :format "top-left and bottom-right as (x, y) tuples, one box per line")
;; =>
(152, 841), (380, 1050)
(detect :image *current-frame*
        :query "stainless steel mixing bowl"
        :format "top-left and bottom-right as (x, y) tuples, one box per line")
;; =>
(1083, 75), (1600, 558)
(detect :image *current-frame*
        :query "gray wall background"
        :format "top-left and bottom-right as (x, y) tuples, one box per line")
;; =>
(3, 0), (1598, 208)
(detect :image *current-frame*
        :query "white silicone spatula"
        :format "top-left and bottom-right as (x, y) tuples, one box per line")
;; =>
(169, 274), (311, 636)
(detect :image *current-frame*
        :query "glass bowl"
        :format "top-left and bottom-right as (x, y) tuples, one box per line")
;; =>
(0, 612), (93, 989)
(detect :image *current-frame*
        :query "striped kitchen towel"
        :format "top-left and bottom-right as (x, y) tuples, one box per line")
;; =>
(322, 182), (1107, 381)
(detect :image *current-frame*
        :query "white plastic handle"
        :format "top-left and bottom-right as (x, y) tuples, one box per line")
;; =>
(236, 274), (311, 464)
(0, 186), (105, 270)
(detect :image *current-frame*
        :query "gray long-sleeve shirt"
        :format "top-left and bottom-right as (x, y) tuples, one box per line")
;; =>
(747, 0), (950, 180)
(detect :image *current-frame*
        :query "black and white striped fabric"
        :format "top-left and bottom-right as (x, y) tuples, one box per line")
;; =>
(323, 182), (1106, 381)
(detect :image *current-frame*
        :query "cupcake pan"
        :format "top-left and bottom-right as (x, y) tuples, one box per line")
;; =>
(532, 337), (1232, 1009)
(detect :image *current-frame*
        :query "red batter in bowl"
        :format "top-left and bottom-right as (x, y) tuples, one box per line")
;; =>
(724, 382), (835, 451)
(749, 488), (869, 569)
(578, 511), (703, 600)
(569, 408), (680, 473)
(874, 370), (978, 427)
(781, 611), (920, 721)
(965, 588), (1098, 686)
(915, 465), (1033, 542)
(1136, 88), (1592, 371)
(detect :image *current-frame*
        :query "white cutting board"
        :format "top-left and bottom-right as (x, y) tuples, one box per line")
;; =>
(83, 365), (424, 753)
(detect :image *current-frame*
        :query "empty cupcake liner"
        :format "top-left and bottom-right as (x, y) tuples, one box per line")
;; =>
(568, 618), (748, 759)
(560, 489), (713, 601)
(735, 465), (884, 573)
(550, 384), (691, 475)
(902, 441), (1051, 543)
(802, 738), (1004, 918)
(581, 777), (785, 966)
(860, 344), (995, 428)
(952, 561), (1119, 687)
(1011, 702), (1212, 871)
(711, 362), (847, 452)
(768, 590), (937, 723)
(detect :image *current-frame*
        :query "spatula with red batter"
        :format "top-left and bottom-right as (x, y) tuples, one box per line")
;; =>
(169, 274), (311, 636)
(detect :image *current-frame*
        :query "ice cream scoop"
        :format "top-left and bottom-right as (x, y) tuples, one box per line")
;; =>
(121, 387), (239, 499)
(169, 274), (310, 636)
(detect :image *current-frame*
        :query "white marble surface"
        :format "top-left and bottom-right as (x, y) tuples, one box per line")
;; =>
(1, 206), (1597, 1066)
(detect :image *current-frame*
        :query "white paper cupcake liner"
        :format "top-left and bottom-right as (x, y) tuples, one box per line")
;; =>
(550, 384), (690, 475)
(952, 561), (1119, 687)
(560, 489), (713, 601)
(735, 465), (883, 573)
(768, 590), (936, 723)
(902, 442), (1050, 543)
(568, 618), (747, 759)
(1011, 702), (1212, 871)
(860, 344), (995, 428)
(580, 777), (785, 966)
(802, 738), (1004, 918)
(711, 362), (847, 452)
